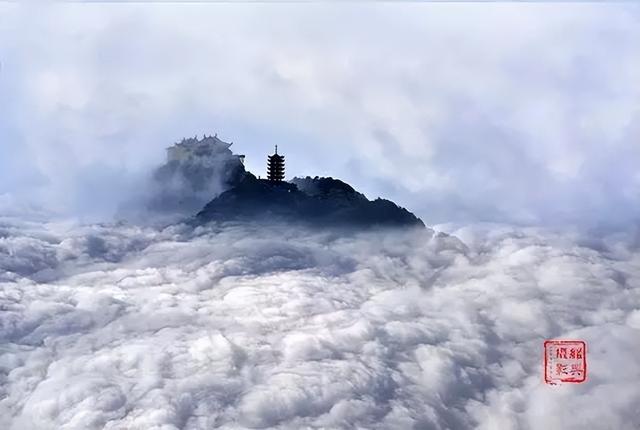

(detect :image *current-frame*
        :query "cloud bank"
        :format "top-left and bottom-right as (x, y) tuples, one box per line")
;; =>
(0, 3), (639, 226)
(1, 218), (639, 429)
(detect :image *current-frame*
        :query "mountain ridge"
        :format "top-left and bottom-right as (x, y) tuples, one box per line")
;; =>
(195, 173), (425, 228)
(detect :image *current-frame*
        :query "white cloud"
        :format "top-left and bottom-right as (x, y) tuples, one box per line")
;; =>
(0, 3), (639, 225)
(1, 219), (639, 429)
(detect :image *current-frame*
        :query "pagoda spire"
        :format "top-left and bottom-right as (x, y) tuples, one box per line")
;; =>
(267, 145), (285, 182)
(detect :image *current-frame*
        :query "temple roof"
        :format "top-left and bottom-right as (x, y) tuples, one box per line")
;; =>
(171, 134), (232, 149)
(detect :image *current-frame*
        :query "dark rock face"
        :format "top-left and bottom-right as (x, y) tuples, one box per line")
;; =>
(290, 176), (367, 201)
(196, 174), (425, 229)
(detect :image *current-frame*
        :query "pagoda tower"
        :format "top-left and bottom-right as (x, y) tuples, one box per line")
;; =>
(267, 145), (285, 182)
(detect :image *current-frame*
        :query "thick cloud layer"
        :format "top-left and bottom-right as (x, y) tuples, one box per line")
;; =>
(1, 3), (639, 225)
(1, 218), (639, 429)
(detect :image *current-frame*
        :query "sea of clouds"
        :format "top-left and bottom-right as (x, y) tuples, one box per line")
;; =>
(1, 218), (639, 429)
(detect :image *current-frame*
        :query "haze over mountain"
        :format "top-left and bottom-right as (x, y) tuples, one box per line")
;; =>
(2, 4), (639, 227)
(147, 135), (247, 217)
(137, 134), (425, 228)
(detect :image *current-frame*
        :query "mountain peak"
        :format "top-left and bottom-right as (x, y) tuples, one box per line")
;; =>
(196, 173), (424, 229)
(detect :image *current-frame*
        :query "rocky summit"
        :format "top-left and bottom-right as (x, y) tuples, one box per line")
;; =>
(195, 173), (425, 228)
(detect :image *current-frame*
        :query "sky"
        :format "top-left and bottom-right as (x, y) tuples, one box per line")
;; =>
(0, 2), (639, 227)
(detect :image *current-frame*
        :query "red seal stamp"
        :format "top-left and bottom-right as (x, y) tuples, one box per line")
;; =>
(544, 340), (587, 385)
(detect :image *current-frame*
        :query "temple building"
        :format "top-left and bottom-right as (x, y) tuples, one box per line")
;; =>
(166, 134), (245, 164)
(267, 145), (285, 182)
